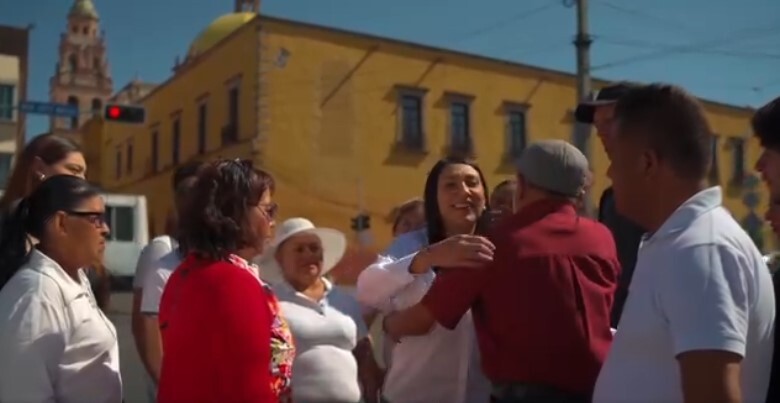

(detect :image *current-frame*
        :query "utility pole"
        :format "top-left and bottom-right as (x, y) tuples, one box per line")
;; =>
(566, 0), (594, 215)
(572, 0), (592, 158)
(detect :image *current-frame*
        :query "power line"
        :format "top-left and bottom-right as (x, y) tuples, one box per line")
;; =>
(595, 0), (702, 36)
(592, 25), (780, 71)
(451, 2), (558, 45)
(598, 37), (780, 60)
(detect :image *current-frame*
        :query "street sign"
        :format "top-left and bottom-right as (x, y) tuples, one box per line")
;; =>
(18, 101), (80, 118)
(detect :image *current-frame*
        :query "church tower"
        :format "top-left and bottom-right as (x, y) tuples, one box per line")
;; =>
(49, 0), (113, 141)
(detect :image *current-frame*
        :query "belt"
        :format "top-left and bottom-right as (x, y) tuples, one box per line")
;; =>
(491, 382), (588, 403)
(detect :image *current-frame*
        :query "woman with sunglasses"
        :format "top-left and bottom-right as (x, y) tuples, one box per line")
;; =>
(0, 175), (120, 403)
(156, 159), (294, 403)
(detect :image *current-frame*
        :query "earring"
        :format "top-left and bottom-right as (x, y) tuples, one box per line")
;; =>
(38, 173), (45, 180)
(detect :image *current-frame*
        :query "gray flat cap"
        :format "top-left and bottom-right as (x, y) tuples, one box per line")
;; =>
(516, 140), (590, 197)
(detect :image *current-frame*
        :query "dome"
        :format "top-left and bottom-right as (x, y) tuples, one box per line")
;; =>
(187, 12), (256, 59)
(69, 0), (99, 20)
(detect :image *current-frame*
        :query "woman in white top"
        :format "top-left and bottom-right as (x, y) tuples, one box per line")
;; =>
(356, 157), (496, 403)
(0, 175), (122, 403)
(259, 217), (382, 403)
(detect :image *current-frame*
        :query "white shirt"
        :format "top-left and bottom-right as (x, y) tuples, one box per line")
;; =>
(593, 187), (775, 403)
(356, 229), (490, 403)
(133, 235), (177, 289)
(274, 278), (367, 403)
(0, 250), (123, 403)
(140, 250), (183, 315)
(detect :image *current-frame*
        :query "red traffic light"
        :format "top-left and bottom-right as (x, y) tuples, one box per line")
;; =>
(107, 106), (121, 119)
(104, 104), (146, 124)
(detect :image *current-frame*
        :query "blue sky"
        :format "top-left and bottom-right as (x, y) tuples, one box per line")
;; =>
(2, 0), (779, 137)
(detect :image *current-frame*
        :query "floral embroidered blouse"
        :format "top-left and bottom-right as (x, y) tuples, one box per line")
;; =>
(228, 254), (296, 401)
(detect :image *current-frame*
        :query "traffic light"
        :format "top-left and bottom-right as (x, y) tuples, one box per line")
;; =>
(350, 214), (371, 231)
(104, 104), (146, 124)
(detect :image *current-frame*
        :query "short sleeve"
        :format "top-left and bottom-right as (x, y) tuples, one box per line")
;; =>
(141, 267), (169, 314)
(657, 244), (750, 357)
(133, 238), (174, 289)
(0, 295), (66, 403)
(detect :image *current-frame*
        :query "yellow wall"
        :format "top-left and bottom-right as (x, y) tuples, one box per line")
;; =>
(85, 18), (259, 234)
(85, 16), (772, 252)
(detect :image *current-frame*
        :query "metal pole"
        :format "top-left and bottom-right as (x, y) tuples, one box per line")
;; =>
(572, 0), (594, 216)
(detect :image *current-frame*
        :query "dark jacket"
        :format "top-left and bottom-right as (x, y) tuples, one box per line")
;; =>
(598, 188), (645, 327)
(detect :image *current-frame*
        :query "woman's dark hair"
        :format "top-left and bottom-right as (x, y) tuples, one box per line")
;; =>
(423, 157), (489, 246)
(0, 134), (81, 211)
(178, 159), (275, 261)
(0, 175), (100, 290)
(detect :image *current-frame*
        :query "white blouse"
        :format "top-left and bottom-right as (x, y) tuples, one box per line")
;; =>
(274, 278), (367, 403)
(0, 250), (122, 403)
(356, 229), (490, 403)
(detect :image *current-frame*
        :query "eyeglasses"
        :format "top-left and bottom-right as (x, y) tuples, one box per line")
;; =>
(257, 202), (278, 219)
(66, 211), (108, 228)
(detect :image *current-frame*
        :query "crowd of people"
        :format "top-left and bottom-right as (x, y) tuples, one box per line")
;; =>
(0, 82), (778, 403)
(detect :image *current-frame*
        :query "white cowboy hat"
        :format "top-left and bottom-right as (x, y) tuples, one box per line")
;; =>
(254, 217), (347, 285)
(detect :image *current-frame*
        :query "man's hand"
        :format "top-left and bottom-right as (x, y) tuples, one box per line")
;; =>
(409, 235), (495, 274)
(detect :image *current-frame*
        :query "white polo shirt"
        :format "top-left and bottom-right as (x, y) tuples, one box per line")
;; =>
(133, 235), (177, 289)
(593, 187), (775, 403)
(274, 278), (367, 403)
(0, 250), (122, 403)
(140, 250), (183, 315)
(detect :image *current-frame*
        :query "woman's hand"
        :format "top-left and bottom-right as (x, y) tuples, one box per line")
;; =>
(409, 235), (495, 274)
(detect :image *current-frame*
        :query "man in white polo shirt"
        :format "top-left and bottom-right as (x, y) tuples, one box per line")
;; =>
(593, 84), (775, 403)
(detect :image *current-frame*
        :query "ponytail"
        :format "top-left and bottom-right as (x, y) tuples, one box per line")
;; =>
(0, 198), (34, 290)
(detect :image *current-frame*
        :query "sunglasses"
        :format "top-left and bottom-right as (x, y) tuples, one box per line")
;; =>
(66, 210), (108, 228)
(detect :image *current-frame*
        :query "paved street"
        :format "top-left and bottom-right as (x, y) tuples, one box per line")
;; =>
(107, 292), (150, 403)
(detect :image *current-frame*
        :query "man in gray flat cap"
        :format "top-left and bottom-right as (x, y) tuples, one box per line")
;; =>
(383, 139), (620, 403)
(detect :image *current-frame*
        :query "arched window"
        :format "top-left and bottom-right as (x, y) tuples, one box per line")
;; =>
(94, 58), (101, 69)
(68, 54), (78, 72)
(91, 98), (102, 116)
(67, 96), (80, 129)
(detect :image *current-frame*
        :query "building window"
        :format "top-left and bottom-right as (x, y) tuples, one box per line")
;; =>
(198, 102), (207, 154)
(172, 117), (181, 164)
(399, 93), (424, 150)
(67, 96), (79, 129)
(126, 141), (134, 174)
(505, 105), (527, 159)
(449, 100), (472, 155)
(105, 205), (135, 242)
(223, 86), (239, 145)
(0, 85), (13, 121)
(115, 148), (122, 179)
(91, 98), (102, 117)
(709, 135), (719, 184)
(0, 152), (14, 188)
(730, 137), (745, 186)
(151, 130), (159, 172)
(68, 54), (78, 72)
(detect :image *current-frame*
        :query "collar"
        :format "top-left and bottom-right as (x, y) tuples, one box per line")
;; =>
(509, 199), (577, 228)
(644, 186), (722, 243)
(27, 249), (89, 302)
(275, 276), (333, 304)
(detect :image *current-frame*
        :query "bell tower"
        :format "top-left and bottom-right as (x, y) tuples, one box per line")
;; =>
(49, 0), (113, 142)
(234, 0), (260, 12)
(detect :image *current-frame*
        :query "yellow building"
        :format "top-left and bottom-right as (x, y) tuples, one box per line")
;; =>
(81, 11), (771, 251)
